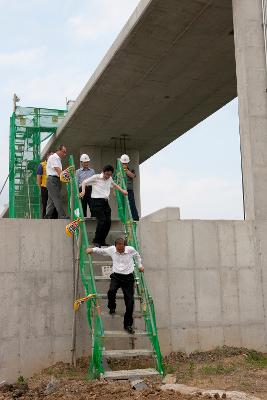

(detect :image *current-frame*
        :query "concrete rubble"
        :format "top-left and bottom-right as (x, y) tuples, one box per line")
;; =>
(160, 383), (260, 400)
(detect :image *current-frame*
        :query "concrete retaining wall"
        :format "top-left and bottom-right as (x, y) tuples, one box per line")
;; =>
(140, 208), (266, 355)
(0, 219), (89, 382)
(1, 211), (267, 382)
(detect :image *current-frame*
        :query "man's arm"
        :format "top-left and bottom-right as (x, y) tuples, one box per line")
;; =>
(36, 164), (43, 187)
(54, 166), (62, 177)
(129, 247), (144, 272)
(80, 175), (96, 198)
(125, 168), (136, 179)
(113, 182), (128, 196)
(86, 246), (113, 256)
(76, 170), (80, 185)
(36, 175), (42, 187)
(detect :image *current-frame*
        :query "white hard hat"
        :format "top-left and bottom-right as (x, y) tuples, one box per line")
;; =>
(120, 154), (130, 163)
(80, 154), (90, 162)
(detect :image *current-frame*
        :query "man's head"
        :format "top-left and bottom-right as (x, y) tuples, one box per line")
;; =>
(56, 144), (67, 159)
(80, 154), (90, 169)
(115, 237), (127, 253)
(102, 165), (114, 180)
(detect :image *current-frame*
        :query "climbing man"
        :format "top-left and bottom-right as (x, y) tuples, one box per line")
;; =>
(36, 152), (58, 219)
(45, 144), (68, 219)
(120, 154), (139, 221)
(76, 153), (95, 217)
(86, 237), (144, 334)
(79, 165), (128, 247)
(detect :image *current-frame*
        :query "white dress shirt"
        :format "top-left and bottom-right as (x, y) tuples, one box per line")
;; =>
(92, 245), (142, 275)
(46, 153), (62, 176)
(83, 173), (115, 199)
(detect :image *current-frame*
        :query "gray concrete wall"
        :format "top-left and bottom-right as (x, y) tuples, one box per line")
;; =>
(0, 219), (89, 382)
(1, 211), (267, 382)
(140, 208), (266, 355)
(233, 0), (267, 220)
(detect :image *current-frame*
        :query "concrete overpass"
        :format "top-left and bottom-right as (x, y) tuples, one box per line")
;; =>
(46, 0), (236, 163)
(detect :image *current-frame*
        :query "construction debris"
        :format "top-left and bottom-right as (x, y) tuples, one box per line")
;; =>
(160, 383), (261, 400)
(130, 378), (148, 391)
(162, 374), (177, 384)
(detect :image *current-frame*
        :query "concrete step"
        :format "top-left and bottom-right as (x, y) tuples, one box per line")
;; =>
(95, 275), (111, 281)
(101, 311), (142, 318)
(103, 349), (153, 358)
(104, 330), (147, 338)
(98, 293), (140, 300)
(85, 217), (123, 232)
(103, 368), (159, 380)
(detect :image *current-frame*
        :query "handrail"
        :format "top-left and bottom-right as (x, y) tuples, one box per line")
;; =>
(67, 155), (104, 379)
(262, 0), (267, 72)
(0, 174), (9, 197)
(114, 159), (164, 375)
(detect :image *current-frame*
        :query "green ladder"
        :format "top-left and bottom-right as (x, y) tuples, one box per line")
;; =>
(67, 155), (164, 379)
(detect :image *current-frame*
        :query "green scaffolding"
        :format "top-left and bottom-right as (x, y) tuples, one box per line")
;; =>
(9, 106), (67, 218)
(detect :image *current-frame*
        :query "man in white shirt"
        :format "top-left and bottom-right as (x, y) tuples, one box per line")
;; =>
(80, 165), (127, 246)
(86, 237), (144, 334)
(45, 144), (67, 219)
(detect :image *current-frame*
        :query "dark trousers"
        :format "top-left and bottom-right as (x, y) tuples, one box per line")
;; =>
(91, 198), (111, 245)
(108, 272), (135, 328)
(46, 176), (66, 219)
(128, 189), (139, 221)
(41, 187), (58, 219)
(79, 186), (93, 217)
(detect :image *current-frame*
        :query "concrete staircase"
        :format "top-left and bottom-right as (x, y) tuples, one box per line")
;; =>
(85, 217), (159, 380)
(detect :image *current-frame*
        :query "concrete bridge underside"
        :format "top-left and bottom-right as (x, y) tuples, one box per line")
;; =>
(47, 0), (236, 162)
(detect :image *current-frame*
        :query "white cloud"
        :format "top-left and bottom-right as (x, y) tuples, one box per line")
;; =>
(1, 68), (88, 107)
(67, 0), (139, 41)
(140, 166), (244, 220)
(0, 47), (46, 67)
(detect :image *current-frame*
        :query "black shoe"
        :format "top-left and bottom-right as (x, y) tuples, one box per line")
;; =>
(109, 308), (116, 315)
(124, 326), (135, 334)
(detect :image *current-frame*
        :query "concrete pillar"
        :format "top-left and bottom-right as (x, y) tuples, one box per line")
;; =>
(78, 146), (141, 218)
(233, 0), (267, 220)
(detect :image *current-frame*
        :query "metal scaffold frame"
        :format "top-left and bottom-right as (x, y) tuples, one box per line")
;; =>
(9, 106), (67, 218)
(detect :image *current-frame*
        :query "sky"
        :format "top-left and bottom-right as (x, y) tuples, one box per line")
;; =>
(0, 0), (244, 220)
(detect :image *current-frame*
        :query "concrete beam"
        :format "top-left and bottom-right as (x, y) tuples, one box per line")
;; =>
(45, 0), (236, 163)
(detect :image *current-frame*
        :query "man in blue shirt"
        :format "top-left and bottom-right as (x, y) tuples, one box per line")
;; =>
(76, 154), (95, 217)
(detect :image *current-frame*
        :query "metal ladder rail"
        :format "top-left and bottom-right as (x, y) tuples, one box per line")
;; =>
(67, 155), (105, 379)
(114, 160), (164, 375)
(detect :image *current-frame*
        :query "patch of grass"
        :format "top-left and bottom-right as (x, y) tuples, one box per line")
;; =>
(164, 364), (176, 374)
(188, 361), (195, 376)
(45, 368), (54, 375)
(240, 380), (252, 389)
(17, 375), (27, 384)
(246, 350), (267, 368)
(201, 364), (235, 375)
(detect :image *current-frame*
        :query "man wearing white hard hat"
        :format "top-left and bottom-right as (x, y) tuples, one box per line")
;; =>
(120, 154), (139, 221)
(76, 154), (95, 217)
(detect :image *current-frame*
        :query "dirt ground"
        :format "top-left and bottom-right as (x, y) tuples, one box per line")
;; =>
(1, 347), (267, 400)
